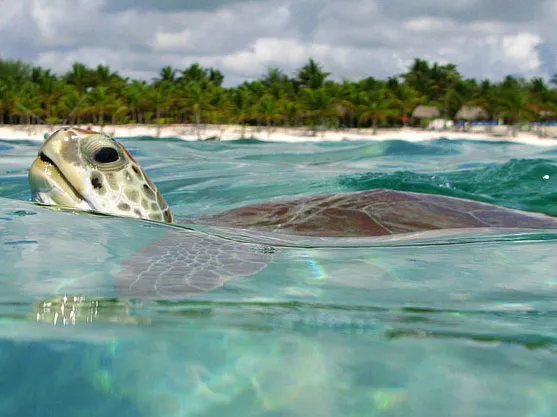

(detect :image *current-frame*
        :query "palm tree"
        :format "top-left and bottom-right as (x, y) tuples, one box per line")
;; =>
(0, 59), (32, 85)
(93, 65), (126, 96)
(276, 97), (295, 128)
(158, 66), (176, 83)
(263, 67), (294, 99)
(179, 81), (213, 138)
(59, 85), (83, 125)
(86, 86), (114, 128)
(387, 80), (419, 126)
(2, 56), (557, 135)
(64, 62), (93, 95)
(0, 81), (20, 124)
(94, 65), (115, 86)
(301, 87), (335, 134)
(254, 94), (281, 135)
(401, 58), (432, 99)
(206, 86), (229, 126)
(283, 100), (302, 127)
(437, 64), (461, 123)
(13, 81), (41, 126)
(296, 59), (330, 90)
(180, 63), (208, 84)
(124, 81), (148, 123)
(0, 81), (15, 124)
(147, 81), (173, 136)
(231, 87), (253, 137)
(357, 88), (396, 134)
(493, 81), (535, 137)
(30, 68), (64, 121)
(332, 80), (359, 128)
(528, 77), (551, 116)
(208, 68), (224, 87)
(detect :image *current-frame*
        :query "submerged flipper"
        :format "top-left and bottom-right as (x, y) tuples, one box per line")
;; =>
(117, 229), (277, 298)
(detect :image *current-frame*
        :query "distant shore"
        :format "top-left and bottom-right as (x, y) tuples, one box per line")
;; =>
(2, 123), (557, 147)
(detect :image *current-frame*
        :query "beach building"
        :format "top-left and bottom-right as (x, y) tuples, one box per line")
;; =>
(455, 106), (488, 121)
(412, 105), (440, 119)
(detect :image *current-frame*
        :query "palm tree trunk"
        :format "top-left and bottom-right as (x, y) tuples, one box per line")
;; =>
(241, 119), (246, 138)
(443, 94), (449, 129)
(156, 104), (161, 137)
(194, 107), (201, 139)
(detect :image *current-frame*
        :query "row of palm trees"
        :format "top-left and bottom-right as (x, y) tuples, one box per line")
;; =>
(0, 58), (556, 132)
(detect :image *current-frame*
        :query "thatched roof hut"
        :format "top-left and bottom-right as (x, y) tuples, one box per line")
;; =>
(455, 106), (488, 120)
(412, 105), (440, 118)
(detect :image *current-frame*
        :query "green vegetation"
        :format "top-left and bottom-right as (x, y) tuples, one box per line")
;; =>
(0, 57), (556, 130)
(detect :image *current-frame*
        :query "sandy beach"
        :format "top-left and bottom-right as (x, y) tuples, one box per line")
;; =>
(2, 123), (557, 147)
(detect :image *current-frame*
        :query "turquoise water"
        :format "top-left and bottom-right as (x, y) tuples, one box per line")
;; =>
(2, 136), (557, 416)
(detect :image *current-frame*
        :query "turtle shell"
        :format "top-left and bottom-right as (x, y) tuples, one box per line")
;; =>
(201, 189), (557, 237)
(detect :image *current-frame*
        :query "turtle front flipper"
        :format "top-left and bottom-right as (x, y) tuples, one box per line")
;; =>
(116, 229), (277, 299)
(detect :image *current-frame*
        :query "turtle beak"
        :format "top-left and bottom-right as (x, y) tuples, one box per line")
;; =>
(29, 152), (92, 210)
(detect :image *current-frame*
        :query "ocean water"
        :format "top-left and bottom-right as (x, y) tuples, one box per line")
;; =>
(1, 136), (557, 416)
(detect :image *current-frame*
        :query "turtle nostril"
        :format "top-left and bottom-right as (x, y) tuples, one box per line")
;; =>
(91, 176), (102, 189)
(92, 147), (119, 164)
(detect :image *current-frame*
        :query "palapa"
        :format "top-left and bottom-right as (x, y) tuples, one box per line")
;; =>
(455, 106), (488, 120)
(412, 105), (440, 118)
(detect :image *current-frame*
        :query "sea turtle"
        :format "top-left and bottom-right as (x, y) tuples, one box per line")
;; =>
(28, 127), (557, 297)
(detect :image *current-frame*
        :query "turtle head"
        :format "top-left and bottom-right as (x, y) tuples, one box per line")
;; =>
(29, 127), (174, 223)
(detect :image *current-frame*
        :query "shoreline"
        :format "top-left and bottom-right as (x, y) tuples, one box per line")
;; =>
(2, 124), (557, 147)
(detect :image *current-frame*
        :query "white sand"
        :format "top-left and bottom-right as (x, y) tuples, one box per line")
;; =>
(2, 123), (557, 147)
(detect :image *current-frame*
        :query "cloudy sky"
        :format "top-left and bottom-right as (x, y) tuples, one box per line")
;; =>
(1, 0), (556, 86)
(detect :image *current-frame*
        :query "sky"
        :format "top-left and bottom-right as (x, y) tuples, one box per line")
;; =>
(1, 0), (556, 86)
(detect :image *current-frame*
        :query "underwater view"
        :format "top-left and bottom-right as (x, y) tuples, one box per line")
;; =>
(2, 135), (557, 416)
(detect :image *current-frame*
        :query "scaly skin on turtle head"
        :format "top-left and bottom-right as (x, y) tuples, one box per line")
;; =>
(29, 127), (174, 223)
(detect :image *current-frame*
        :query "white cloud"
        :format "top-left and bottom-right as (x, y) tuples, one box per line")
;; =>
(219, 38), (361, 80)
(35, 48), (140, 71)
(404, 17), (454, 32)
(0, 2), (25, 27)
(0, 0), (556, 85)
(30, 0), (108, 46)
(152, 30), (193, 52)
(502, 33), (542, 70)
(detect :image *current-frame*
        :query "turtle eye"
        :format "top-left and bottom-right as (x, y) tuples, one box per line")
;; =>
(92, 147), (119, 164)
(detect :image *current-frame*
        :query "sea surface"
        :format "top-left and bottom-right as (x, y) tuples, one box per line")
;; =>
(1, 135), (557, 416)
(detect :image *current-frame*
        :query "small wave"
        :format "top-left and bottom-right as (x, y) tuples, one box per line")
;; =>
(237, 140), (460, 165)
(224, 138), (271, 145)
(381, 139), (461, 156)
(339, 158), (557, 215)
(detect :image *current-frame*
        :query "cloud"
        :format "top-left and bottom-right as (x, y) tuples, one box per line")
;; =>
(378, 0), (543, 22)
(100, 0), (259, 12)
(1, 0), (556, 86)
(149, 2), (293, 55)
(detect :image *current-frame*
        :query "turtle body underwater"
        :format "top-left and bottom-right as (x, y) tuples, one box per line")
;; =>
(28, 127), (557, 297)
